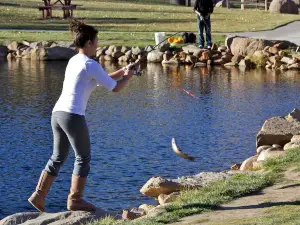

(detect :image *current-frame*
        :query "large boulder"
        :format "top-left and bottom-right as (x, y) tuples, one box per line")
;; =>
(0, 209), (117, 225)
(0, 46), (8, 58)
(226, 37), (274, 56)
(140, 176), (182, 197)
(31, 47), (76, 61)
(256, 113), (300, 147)
(269, 0), (299, 14)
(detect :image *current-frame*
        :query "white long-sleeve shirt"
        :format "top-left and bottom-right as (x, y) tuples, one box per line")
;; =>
(53, 54), (117, 116)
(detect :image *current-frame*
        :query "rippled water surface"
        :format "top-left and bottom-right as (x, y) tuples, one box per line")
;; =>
(0, 59), (300, 218)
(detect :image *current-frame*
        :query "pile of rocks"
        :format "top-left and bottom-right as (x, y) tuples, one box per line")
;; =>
(1, 37), (299, 72)
(234, 108), (300, 171)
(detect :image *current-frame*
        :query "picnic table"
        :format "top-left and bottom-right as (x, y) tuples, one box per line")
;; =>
(38, 0), (79, 19)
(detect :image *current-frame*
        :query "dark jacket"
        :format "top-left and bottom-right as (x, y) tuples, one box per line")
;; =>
(194, 0), (214, 16)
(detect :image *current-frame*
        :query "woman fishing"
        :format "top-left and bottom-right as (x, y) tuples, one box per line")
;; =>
(28, 19), (138, 212)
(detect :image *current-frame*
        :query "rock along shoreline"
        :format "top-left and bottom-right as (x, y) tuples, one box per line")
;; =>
(0, 36), (299, 70)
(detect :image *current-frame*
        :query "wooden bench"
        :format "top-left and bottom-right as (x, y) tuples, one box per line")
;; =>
(37, 0), (80, 19)
(38, 6), (52, 19)
(61, 4), (78, 18)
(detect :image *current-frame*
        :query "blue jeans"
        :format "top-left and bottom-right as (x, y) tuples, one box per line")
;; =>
(197, 14), (212, 47)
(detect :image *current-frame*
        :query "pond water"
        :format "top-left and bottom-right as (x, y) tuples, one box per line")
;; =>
(0, 59), (300, 218)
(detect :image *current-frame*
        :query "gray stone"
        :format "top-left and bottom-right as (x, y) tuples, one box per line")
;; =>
(144, 45), (155, 52)
(240, 155), (258, 171)
(0, 209), (118, 225)
(174, 171), (236, 188)
(162, 58), (180, 64)
(284, 142), (300, 151)
(125, 50), (132, 57)
(257, 149), (286, 161)
(269, 0), (299, 14)
(138, 204), (156, 215)
(268, 46), (279, 55)
(193, 49), (204, 58)
(281, 56), (294, 65)
(31, 47), (76, 61)
(291, 134), (300, 144)
(22, 41), (31, 46)
(257, 145), (272, 155)
(256, 116), (300, 147)
(226, 36), (274, 56)
(182, 44), (199, 54)
(147, 51), (164, 63)
(121, 46), (130, 53)
(55, 41), (74, 48)
(105, 45), (115, 56)
(132, 46), (143, 55)
(140, 176), (182, 197)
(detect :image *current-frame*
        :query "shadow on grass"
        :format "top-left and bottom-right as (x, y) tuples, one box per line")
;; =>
(277, 183), (300, 190)
(218, 200), (300, 211)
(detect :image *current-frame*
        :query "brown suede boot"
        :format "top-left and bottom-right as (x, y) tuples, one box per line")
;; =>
(67, 175), (96, 211)
(28, 170), (56, 212)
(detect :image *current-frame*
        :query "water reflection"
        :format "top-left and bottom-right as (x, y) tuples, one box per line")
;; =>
(0, 59), (300, 218)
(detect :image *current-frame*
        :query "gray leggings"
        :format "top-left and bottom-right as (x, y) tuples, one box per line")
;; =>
(45, 111), (91, 177)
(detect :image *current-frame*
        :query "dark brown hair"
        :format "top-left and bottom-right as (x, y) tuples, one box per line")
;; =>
(69, 19), (98, 48)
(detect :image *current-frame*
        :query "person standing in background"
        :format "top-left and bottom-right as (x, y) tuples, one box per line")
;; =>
(194, 0), (214, 49)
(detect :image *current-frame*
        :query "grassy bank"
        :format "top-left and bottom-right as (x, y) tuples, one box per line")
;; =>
(0, 0), (299, 46)
(87, 146), (300, 225)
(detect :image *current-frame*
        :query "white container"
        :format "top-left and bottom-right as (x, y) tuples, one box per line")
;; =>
(154, 32), (166, 45)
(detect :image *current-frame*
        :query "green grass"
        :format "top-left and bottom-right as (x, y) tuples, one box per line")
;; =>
(263, 147), (300, 173)
(0, 0), (299, 46)
(0, 30), (226, 47)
